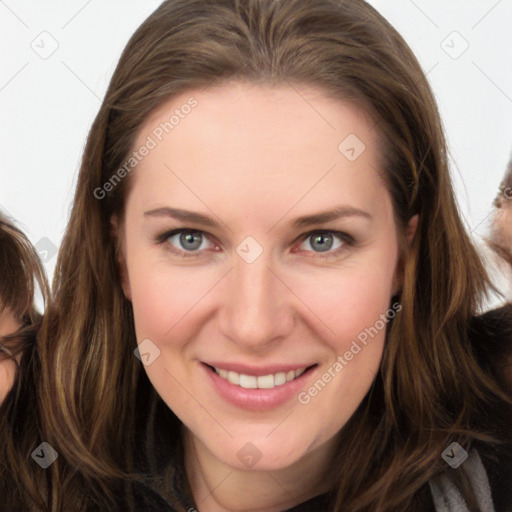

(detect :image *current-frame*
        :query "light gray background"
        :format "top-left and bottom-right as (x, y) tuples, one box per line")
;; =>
(1, 0), (512, 293)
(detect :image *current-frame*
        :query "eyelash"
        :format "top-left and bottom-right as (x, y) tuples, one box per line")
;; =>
(155, 228), (356, 260)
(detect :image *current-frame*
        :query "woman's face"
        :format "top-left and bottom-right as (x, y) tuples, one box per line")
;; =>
(0, 308), (20, 404)
(117, 82), (415, 471)
(494, 204), (512, 258)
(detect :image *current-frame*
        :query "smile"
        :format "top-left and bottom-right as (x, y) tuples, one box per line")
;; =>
(211, 365), (307, 389)
(201, 361), (318, 411)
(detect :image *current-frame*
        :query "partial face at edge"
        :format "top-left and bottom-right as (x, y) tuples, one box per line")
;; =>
(0, 308), (21, 404)
(114, 81), (417, 471)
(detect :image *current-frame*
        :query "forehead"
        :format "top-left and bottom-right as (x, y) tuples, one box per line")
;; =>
(128, 81), (391, 226)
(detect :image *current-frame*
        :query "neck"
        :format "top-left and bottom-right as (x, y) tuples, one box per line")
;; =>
(183, 428), (337, 512)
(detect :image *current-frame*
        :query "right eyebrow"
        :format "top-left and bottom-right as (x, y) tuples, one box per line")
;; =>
(144, 207), (219, 228)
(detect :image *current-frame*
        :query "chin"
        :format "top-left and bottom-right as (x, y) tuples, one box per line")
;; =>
(202, 425), (323, 472)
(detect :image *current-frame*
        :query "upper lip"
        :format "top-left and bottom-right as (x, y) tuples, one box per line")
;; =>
(202, 361), (317, 376)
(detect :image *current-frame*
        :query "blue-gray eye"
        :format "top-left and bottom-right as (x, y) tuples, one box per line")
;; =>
(300, 232), (345, 253)
(174, 231), (205, 251)
(310, 233), (334, 252)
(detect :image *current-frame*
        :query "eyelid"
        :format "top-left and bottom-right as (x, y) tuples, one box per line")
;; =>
(292, 230), (354, 258)
(156, 228), (355, 259)
(155, 228), (218, 258)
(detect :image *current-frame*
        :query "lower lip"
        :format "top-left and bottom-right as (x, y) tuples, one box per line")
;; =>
(202, 363), (316, 412)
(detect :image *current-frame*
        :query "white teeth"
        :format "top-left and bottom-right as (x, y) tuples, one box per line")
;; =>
(239, 374), (258, 389)
(257, 374), (275, 389)
(227, 371), (240, 385)
(274, 372), (287, 386)
(213, 366), (308, 388)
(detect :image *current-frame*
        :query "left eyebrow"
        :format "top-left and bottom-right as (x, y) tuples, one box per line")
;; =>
(291, 205), (373, 228)
(143, 204), (373, 229)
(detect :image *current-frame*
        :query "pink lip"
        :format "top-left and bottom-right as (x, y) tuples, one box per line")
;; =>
(202, 361), (314, 376)
(201, 362), (317, 412)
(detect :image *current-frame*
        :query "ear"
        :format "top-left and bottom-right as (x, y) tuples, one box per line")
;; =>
(391, 214), (419, 296)
(110, 214), (132, 301)
(405, 214), (419, 246)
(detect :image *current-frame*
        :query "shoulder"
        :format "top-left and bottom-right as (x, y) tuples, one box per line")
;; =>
(128, 479), (183, 512)
(75, 479), (182, 512)
(428, 444), (512, 512)
(477, 441), (512, 511)
(469, 304), (512, 391)
(469, 303), (512, 349)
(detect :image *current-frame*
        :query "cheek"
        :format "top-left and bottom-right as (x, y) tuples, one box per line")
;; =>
(294, 266), (394, 436)
(0, 361), (16, 404)
(501, 211), (512, 240)
(126, 248), (214, 342)
(126, 258), (206, 409)
(130, 275), (177, 339)
(290, 256), (397, 350)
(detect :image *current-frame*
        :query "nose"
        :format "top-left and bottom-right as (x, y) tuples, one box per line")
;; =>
(217, 251), (295, 352)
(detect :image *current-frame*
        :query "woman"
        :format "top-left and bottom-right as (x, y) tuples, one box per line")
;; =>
(475, 157), (512, 394)
(5, 0), (512, 510)
(0, 216), (49, 508)
(488, 156), (512, 300)
(0, 217), (47, 404)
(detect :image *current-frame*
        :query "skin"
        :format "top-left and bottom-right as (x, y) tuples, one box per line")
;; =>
(492, 205), (512, 265)
(0, 308), (20, 404)
(492, 186), (512, 387)
(114, 81), (418, 512)
(492, 173), (512, 265)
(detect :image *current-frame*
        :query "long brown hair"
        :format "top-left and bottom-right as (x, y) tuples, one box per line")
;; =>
(14, 0), (512, 510)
